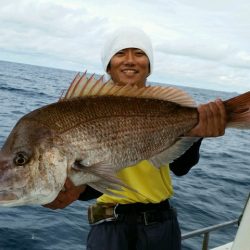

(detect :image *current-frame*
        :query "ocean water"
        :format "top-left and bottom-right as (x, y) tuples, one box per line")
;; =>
(0, 60), (249, 250)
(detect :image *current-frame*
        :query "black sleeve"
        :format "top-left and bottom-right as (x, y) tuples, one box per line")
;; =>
(169, 138), (203, 176)
(78, 185), (102, 201)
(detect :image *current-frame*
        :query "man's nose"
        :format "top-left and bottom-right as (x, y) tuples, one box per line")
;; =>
(124, 50), (135, 64)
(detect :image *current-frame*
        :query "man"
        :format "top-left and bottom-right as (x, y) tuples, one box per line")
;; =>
(45, 27), (226, 249)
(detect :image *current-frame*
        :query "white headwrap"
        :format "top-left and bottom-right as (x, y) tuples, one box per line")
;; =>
(101, 26), (154, 75)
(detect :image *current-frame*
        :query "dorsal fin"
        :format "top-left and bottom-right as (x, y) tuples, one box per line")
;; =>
(60, 72), (197, 107)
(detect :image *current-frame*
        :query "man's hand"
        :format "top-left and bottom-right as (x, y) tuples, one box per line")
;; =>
(187, 99), (227, 137)
(43, 178), (86, 210)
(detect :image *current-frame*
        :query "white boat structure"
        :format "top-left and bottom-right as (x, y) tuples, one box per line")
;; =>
(182, 193), (250, 250)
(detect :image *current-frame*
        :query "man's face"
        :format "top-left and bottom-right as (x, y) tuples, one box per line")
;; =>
(107, 48), (150, 87)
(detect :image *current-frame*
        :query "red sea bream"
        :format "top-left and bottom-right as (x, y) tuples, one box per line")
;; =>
(0, 73), (250, 206)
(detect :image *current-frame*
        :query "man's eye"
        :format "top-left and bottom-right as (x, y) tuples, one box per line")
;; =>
(135, 50), (146, 56)
(115, 51), (125, 56)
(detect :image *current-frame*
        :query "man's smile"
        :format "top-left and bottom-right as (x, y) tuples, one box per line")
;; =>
(121, 69), (138, 76)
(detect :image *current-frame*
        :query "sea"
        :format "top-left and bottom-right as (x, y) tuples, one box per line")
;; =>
(0, 60), (249, 250)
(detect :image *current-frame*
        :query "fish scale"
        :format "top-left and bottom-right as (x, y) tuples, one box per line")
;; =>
(52, 97), (196, 166)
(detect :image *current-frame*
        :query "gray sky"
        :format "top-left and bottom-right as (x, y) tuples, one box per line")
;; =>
(1, 0), (250, 93)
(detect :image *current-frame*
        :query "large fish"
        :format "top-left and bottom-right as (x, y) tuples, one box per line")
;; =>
(0, 73), (250, 206)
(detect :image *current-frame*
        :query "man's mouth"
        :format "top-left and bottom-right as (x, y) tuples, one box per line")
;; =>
(122, 69), (138, 75)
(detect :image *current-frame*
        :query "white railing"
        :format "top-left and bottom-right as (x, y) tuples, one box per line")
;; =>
(182, 193), (250, 250)
(181, 218), (239, 250)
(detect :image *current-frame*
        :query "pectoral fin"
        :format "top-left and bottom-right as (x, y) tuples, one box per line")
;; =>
(72, 160), (137, 195)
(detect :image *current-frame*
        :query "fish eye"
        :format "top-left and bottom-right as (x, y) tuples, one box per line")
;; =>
(14, 152), (29, 166)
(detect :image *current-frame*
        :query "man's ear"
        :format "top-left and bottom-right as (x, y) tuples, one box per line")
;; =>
(107, 63), (111, 74)
(147, 64), (151, 76)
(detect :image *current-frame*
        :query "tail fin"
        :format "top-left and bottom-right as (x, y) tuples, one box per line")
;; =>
(224, 91), (250, 129)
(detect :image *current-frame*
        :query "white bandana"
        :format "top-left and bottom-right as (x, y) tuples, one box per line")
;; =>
(101, 26), (154, 75)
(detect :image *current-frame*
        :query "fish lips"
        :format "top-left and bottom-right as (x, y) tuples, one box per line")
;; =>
(0, 191), (18, 202)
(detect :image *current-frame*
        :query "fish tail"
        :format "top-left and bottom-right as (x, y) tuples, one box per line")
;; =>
(224, 91), (250, 129)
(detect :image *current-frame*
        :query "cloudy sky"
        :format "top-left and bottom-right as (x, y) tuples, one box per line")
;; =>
(1, 0), (250, 93)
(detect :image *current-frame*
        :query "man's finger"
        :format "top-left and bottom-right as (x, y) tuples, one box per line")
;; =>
(64, 178), (74, 190)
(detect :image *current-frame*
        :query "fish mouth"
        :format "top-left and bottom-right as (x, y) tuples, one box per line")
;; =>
(0, 191), (18, 202)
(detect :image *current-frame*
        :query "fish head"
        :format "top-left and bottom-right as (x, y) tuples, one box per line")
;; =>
(0, 118), (68, 207)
